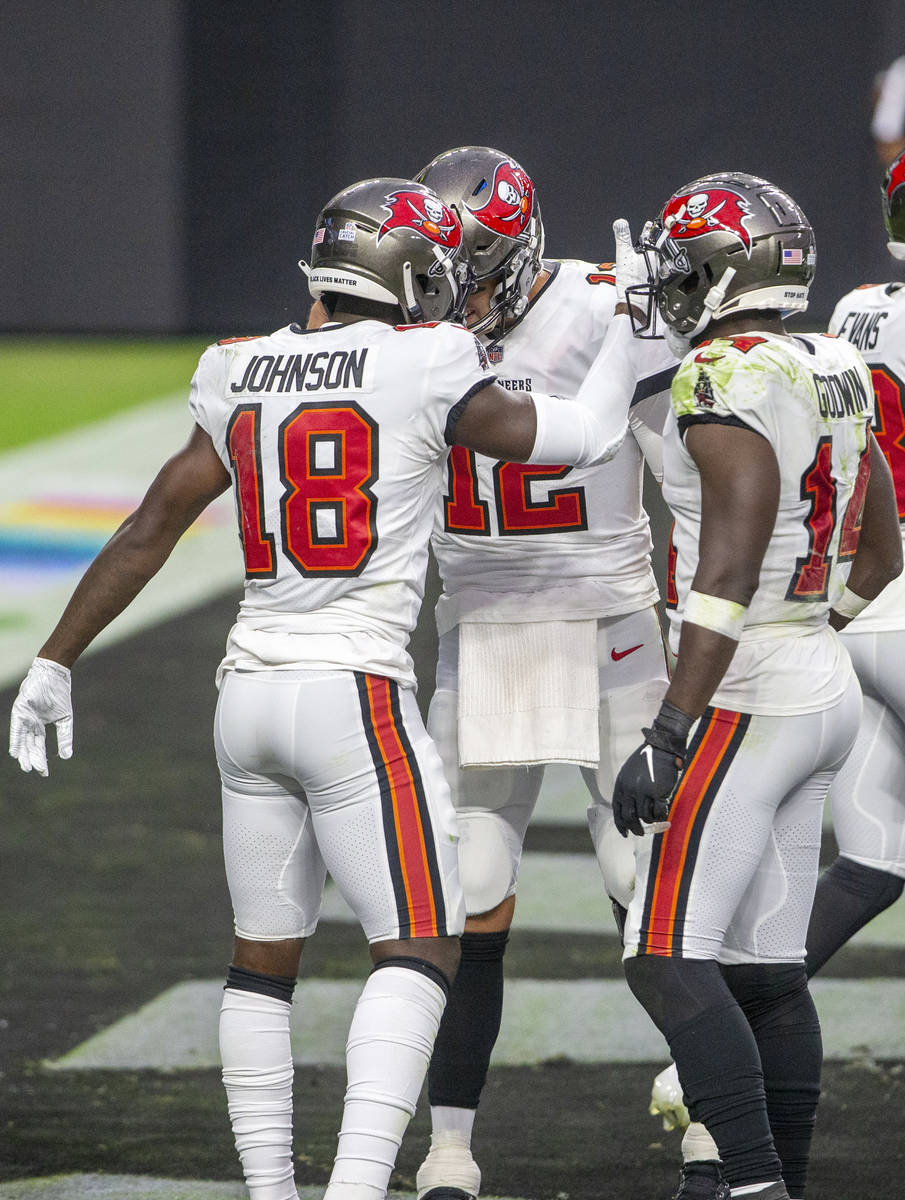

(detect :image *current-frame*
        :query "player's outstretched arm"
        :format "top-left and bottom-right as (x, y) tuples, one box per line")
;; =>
(830, 432), (903, 629)
(452, 377), (628, 467)
(9, 425), (230, 774)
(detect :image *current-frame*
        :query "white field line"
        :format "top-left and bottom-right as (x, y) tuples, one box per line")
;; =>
(0, 394), (242, 690)
(46, 975), (905, 1072)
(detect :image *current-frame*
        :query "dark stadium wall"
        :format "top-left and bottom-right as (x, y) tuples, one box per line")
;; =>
(3, 2), (905, 333)
(0, 2), (186, 333)
(184, 0), (905, 334)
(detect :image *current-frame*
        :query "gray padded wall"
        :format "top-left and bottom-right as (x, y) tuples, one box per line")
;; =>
(0, 2), (185, 332)
(3, 2), (903, 333)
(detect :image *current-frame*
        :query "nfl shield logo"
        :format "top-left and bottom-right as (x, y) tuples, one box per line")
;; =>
(488, 344), (504, 364)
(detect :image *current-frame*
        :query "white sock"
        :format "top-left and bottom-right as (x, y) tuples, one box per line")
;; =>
(429, 1106), (477, 1145)
(219, 987), (298, 1200)
(730, 1185), (778, 1197)
(324, 964), (447, 1200)
(682, 1120), (720, 1163)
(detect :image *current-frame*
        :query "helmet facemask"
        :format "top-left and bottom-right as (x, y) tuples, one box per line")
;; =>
(466, 212), (544, 338)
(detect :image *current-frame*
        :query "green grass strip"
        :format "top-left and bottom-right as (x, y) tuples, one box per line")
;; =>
(0, 336), (213, 452)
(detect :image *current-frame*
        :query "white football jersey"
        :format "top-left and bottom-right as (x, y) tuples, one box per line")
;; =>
(432, 259), (676, 634)
(829, 280), (905, 631)
(189, 319), (494, 685)
(664, 330), (873, 714)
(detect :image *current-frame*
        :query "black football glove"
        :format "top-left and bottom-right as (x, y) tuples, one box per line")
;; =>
(612, 700), (694, 837)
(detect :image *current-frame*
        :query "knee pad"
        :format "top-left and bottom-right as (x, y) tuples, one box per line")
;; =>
(588, 800), (636, 909)
(457, 809), (521, 916)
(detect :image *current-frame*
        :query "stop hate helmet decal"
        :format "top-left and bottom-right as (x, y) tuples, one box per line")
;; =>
(377, 190), (462, 248)
(466, 160), (534, 239)
(662, 188), (755, 258)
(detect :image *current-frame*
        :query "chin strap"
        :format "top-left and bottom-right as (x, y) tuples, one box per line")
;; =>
(402, 261), (422, 322)
(683, 265), (739, 344)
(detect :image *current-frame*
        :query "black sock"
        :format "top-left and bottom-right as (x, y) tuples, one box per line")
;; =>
(806, 856), (904, 976)
(722, 964), (820, 1197)
(427, 929), (509, 1108)
(625, 956), (782, 1188)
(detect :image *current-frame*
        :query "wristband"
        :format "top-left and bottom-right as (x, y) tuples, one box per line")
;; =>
(832, 585), (871, 621)
(683, 590), (748, 640)
(643, 699), (695, 763)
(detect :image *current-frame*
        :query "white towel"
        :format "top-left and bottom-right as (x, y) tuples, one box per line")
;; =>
(457, 619), (599, 768)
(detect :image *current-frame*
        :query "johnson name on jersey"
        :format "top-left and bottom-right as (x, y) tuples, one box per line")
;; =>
(665, 331), (873, 713)
(189, 320), (494, 685)
(829, 280), (905, 631)
(432, 259), (677, 634)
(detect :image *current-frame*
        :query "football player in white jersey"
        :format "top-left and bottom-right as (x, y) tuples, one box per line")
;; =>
(803, 150), (905, 977)
(406, 146), (677, 1200)
(610, 173), (902, 1200)
(7, 178), (635, 1200)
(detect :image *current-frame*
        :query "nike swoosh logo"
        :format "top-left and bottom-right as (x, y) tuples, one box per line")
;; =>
(611, 644), (644, 661)
(642, 744), (656, 781)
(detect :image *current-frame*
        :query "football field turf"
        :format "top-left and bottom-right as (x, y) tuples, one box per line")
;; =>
(0, 337), (211, 451)
(4, 594), (905, 1199)
(2, 351), (904, 1199)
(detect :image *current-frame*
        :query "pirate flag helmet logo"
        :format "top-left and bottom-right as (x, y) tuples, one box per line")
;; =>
(466, 159), (535, 239)
(377, 189), (462, 248)
(662, 187), (755, 260)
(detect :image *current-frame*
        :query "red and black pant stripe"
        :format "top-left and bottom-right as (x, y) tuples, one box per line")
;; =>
(638, 707), (751, 956)
(355, 672), (447, 938)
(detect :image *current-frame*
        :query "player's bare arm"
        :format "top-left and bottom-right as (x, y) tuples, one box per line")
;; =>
(10, 424), (230, 774)
(610, 419), (779, 838)
(665, 421), (780, 718)
(829, 432), (903, 630)
(451, 382), (537, 460)
(38, 424), (230, 668)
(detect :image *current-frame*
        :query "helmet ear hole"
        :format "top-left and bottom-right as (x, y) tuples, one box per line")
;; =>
(415, 274), (440, 297)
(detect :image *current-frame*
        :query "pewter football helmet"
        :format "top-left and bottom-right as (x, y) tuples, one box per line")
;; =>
(417, 146), (544, 336)
(883, 151), (905, 259)
(302, 177), (473, 323)
(628, 172), (815, 350)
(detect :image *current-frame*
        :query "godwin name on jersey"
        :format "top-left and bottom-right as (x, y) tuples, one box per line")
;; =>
(432, 259), (677, 634)
(665, 331), (873, 714)
(829, 280), (905, 631)
(189, 320), (494, 685)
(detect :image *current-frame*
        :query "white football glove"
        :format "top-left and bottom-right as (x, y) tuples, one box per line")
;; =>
(9, 657), (73, 776)
(649, 1061), (690, 1131)
(612, 218), (650, 305)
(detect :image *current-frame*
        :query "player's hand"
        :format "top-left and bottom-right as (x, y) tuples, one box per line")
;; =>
(612, 218), (649, 305)
(612, 700), (694, 837)
(9, 657), (73, 776)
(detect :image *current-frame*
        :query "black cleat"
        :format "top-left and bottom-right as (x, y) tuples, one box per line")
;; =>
(670, 1160), (730, 1200)
(418, 1191), (477, 1200)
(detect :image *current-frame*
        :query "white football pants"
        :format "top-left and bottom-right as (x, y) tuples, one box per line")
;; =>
(830, 627), (905, 878)
(427, 606), (669, 915)
(214, 669), (465, 944)
(624, 676), (863, 963)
